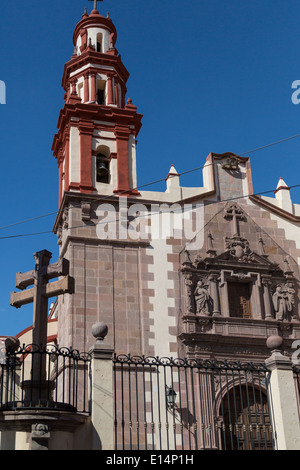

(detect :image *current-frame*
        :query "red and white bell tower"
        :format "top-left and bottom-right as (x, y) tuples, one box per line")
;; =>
(51, 3), (144, 352)
(52, 2), (143, 204)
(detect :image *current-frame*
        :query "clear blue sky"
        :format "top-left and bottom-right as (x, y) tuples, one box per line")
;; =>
(0, 0), (299, 337)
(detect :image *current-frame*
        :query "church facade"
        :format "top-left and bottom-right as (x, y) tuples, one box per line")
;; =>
(0, 3), (300, 451)
(49, 6), (300, 365)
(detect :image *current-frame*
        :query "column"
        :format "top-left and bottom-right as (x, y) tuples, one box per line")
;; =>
(63, 126), (70, 193)
(262, 278), (274, 320)
(114, 126), (131, 193)
(208, 273), (221, 316)
(58, 152), (63, 205)
(89, 323), (114, 450)
(114, 77), (119, 107)
(78, 120), (95, 193)
(184, 273), (194, 313)
(265, 336), (300, 450)
(66, 83), (70, 102)
(90, 73), (97, 102)
(84, 73), (89, 103)
(107, 73), (114, 105)
(219, 271), (230, 317)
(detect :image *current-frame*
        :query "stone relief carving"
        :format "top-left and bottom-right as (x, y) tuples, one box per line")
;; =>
(225, 236), (255, 262)
(184, 274), (195, 314)
(181, 202), (299, 328)
(194, 280), (212, 315)
(62, 207), (69, 229)
(81, 201), (91, 222)
(272, 282), (296, 321)
(221, 157), (240, 171)
(56, 225), (62, 246)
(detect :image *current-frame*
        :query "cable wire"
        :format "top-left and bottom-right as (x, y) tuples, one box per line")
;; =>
(0, 132), (299, 235)
(0, 183), (299, 241)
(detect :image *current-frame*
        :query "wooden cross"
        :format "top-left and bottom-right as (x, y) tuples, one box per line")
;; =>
(89, 0), (103, 11)
(10, 250), (73, 349)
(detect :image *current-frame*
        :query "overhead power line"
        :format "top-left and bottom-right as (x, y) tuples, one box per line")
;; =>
(0, 183), (299, 241)
(0, 132), (300, 235)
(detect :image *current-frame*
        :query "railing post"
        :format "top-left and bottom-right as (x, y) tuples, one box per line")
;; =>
(89, 322), (114, 450)
(4, 337), (21, 408)
(265, 336), (300, 450)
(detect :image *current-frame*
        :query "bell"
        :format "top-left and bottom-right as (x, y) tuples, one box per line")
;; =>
(97, 161), (109, 177)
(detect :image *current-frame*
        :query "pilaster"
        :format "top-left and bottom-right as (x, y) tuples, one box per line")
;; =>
(265, 336), (300, 450)
(89, 323), (114, 450)
(78, 120), (95, 193)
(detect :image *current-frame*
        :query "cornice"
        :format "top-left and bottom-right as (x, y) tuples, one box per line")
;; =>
(61, 51), (129, 89)
(52, 102), (143, 158)
(250, 194), (300, 223)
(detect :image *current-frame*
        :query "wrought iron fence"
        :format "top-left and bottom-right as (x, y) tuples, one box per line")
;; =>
(0, 344), (90, 413)
(293, 365), (300, 420)
(113, 354), (274, 451)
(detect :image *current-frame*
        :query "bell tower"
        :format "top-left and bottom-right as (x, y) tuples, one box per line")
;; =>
(51, 4), (144, 352)
(52, 2), (143, 203)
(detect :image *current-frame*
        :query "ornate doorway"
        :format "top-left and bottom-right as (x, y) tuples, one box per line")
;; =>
(221, 386), (273, 450)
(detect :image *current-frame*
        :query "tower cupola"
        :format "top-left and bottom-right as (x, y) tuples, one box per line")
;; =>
(52, 2), (143, 202)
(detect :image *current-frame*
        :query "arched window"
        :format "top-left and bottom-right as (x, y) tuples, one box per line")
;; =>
(96, 33), (103, 53)
(77, 82), (84, 101)
(96, 152), (110, 184)
(97, 79), (106, 105)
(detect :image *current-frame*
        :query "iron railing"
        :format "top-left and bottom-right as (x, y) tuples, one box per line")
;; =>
(0, 344), (90, 413)
(293, 365), (300, 421)
(113, 354), (274, 451)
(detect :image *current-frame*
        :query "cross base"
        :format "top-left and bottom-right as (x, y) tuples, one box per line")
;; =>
(21, 379), (56, 406)
(19, 379), (76, 411)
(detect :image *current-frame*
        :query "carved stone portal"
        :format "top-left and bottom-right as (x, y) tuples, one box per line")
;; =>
(181, 202), (298, 324)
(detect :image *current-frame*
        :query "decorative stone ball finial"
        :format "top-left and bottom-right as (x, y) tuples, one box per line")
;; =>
(266, 335), (283, 352)
(5, 336), (20, 354)
(92, 322), (108, 342)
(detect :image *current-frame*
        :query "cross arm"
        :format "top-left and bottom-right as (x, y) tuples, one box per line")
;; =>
(44, 275), (74, 298)
(10, 275), (74, 309)
(15, 258), (70, 290)
(15, 270), (35, 290)
(10, 287), (35, 308)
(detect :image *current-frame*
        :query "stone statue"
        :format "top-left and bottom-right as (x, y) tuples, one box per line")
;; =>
(272, 284), (294, 321)
(285, 282), (296, 319)
(194, 280), (211, 315)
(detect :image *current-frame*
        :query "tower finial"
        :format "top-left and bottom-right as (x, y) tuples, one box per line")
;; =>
(89, 0), (103, 12)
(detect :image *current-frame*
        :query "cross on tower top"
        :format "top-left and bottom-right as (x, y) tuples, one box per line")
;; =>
(89, 0), (103, 11)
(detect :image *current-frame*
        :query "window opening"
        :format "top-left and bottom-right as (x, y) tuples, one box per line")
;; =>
(96, 153), (110, 184)
(228, 282), (252, 319)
